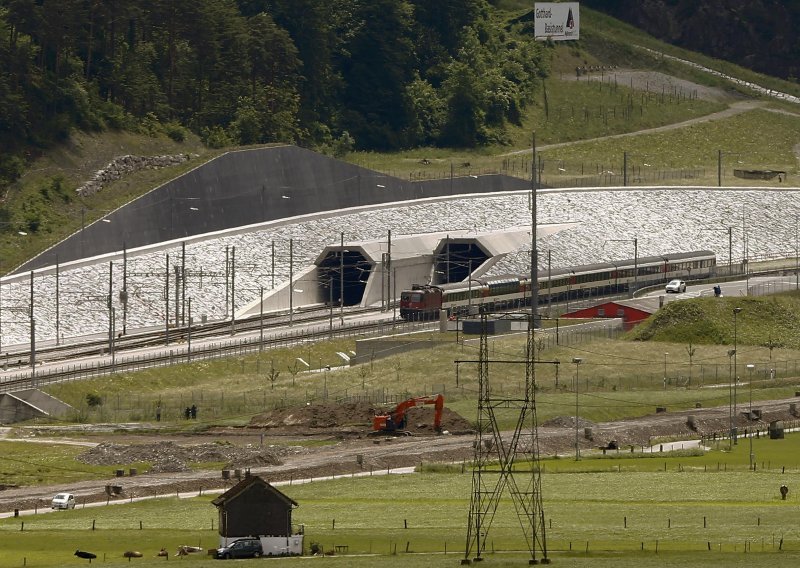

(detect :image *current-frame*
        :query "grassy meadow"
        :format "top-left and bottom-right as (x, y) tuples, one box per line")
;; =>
(40, 293), (800, 433)
(4, 436), (800, 567)
(4, 6), (800, 566)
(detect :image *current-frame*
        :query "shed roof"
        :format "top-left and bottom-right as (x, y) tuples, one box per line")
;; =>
(211, 476), (298, 509)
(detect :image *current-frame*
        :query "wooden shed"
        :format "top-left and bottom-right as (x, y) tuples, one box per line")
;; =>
(211, 475), (298, 539)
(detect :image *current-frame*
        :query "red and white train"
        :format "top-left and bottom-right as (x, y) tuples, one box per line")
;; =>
(399, 250), (716, 320)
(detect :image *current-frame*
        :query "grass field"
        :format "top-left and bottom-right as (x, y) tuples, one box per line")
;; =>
(4, 437), (800, 567)
(4, 7), (800, 566)
(40, 311), (800, 433)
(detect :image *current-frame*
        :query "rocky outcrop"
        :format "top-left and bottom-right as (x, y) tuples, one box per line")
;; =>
(76, 154), (192, 196)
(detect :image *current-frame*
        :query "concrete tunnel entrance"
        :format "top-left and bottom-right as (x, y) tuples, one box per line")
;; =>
(317, 250), (373, 307)
(432, 241), (489, 285)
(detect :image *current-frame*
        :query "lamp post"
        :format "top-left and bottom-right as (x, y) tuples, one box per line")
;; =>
(733, 307), (743, 443)
(747, 363), (755, 470)
(727, 348), (736, 448)
(339, 233), (345, 325)
(572, 357), (583, 461)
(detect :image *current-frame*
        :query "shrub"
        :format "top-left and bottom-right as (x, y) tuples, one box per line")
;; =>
(201, 125), (233, 149)
(164, 122), (188, 143)
(86, 392), (103, 407)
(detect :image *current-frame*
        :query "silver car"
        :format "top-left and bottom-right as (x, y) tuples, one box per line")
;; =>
(51, 493), (76, 510)
(665, 279), (686, 293)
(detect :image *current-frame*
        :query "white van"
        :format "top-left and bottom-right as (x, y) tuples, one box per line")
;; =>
(51, 493), (76, 510)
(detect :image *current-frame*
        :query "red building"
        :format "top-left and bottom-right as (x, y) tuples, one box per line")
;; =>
(561, 298), (658, 330)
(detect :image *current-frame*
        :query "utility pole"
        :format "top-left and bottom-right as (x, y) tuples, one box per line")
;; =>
(289, 238), (294, 326)
(230, 246), (236, 335)
(165, 254), (170, 346)
(531, 132), (539, 327)
(340, 232), (345, 324)
(55, 259), (60, 345)
(259, 287), (264, 350)
(187, 298), (192, 362)
(29, 271), (35, 375)
(573, 357), (583, 460)
(623, 151), (628, 186)
(224, 245), (229, 318)
(122, 245), (127, 335)
(108, 261), (114, 361)
(387, 230), (392, 312)
(181, 241), (186, 326)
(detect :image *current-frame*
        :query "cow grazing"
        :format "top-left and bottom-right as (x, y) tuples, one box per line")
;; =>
(74, 550), (97, 562)
(175, 545), (203, 556)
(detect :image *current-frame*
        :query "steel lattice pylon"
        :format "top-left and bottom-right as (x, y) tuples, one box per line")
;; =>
(462, 311), (549, 565)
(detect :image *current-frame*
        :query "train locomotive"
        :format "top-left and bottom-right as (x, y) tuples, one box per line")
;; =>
(399, 250), (716, 320)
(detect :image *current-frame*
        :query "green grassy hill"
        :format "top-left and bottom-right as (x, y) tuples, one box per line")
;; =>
(628, 294), (800, 349)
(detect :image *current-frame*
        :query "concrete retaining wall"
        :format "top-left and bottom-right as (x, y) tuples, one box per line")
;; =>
(18, 146), (530, 273)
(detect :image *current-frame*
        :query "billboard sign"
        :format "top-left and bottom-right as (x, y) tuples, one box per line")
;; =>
(534, 2), (580, 41)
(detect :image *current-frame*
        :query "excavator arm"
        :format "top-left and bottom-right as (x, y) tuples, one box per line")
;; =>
(373, 394), (444, 433)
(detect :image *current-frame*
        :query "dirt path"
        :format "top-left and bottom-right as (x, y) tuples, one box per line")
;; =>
(1, 395), (796, 513)
(503, 100), (764, 156)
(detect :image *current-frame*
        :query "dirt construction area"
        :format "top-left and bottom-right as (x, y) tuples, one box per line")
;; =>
(1, 396), (798, 514)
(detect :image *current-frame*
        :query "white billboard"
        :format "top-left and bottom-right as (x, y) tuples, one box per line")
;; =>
(534, 2), (580, 41)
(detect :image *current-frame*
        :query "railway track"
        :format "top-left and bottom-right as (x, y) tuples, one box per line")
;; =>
(0, 308), (431, 392)
(1, 304), (381, 370)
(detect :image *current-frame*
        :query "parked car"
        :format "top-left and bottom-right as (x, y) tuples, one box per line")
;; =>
(51, 493), (76, 510)
(665, 279), (686, 293)
(215, 539), (263, 559)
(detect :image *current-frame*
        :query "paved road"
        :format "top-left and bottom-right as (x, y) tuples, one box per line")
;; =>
(644, 275), (798, 305)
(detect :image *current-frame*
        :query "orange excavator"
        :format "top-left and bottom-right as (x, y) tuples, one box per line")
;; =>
(372, 394), (444, 434)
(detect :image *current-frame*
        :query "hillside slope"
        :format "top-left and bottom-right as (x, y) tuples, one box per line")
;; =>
(584, 0), (800, 81)
(628, 294), (800, 349)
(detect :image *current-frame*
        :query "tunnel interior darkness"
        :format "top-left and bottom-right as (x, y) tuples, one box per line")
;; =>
(317, 250), (373, 306)
(433, 241), (489, 285)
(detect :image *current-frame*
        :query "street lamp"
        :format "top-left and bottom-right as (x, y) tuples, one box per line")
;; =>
(572, 357), (583, 461)
(727, 348), (736, 448)
(733, 307), (743, 443)
(747, 363), (755, 470)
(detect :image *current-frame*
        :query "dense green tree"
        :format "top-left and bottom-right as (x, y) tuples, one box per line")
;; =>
(267, 0), (346, 136)
(340, 0), (416, 149)
(0, 0), (552, 187)
(404, 75), (445, 146)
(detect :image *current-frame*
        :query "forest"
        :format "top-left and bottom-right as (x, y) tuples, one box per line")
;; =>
(0, 0), (548, 189)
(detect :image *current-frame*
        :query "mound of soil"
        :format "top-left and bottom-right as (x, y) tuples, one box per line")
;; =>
(77, 441), (300, 473)
(542, 416), (596, 429)
(248, 401), (474, 436)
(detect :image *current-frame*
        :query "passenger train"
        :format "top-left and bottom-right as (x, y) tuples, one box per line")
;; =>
(399, 250), (716, 320)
